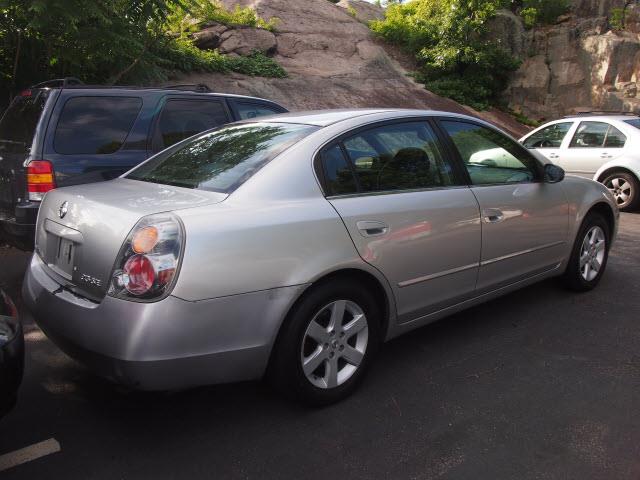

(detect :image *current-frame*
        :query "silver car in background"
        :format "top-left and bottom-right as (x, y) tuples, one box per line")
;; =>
(520, 114), (640, 211)
(23, 110), (619, 405)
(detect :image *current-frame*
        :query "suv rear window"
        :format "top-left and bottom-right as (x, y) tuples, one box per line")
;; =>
(54, 96), (142, 154)
(0, 90), (50, 154)
(127, 122), (317, 193)
(236, 102), (283, 119)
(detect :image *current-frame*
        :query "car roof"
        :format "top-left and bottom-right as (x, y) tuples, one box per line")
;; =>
(33, 85), (281, 104)
(243, 108), (481, 127)
(563, 115), (640, 122)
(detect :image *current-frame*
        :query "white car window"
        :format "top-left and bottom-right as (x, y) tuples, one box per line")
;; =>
(523, 122), (573, 149)
(569, 121), (627, 149)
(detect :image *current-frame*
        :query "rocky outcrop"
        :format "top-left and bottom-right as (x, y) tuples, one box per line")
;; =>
(502, 0), (640, 120)
(337, 0), (384, 24)
(174, 0), (528, 136)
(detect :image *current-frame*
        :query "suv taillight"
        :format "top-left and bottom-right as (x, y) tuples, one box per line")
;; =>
(27, 160), (56, 201)
(108, 214), (184, 301)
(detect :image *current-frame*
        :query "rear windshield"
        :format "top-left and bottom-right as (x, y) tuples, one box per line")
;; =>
(0, 90), (50, 154)
(624, 119), (640, 129)
(127, 122), (317, 193)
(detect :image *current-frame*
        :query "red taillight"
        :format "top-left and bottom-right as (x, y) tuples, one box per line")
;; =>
(123, 255), (156, 295)
(20, 89), (32, 97)
(27, 160), (56, 201)
(109, 214), (183, 301)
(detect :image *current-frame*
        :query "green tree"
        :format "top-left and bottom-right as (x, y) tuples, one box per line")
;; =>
(0, 0), (285, 108)
(370, 0), (521, 109)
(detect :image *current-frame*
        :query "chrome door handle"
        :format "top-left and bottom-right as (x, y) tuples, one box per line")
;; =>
(356, 220), (389, 237)
(482, 209), (504, 224)
(600, 153), (612, 158)
(548, 153), (559, 159)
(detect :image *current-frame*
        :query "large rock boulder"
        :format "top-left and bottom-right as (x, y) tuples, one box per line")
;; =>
(192, 23), (229, 50)
(486, 9), (527, 57)
(218, 26), (277, 56)
(337, 0), (384, 24)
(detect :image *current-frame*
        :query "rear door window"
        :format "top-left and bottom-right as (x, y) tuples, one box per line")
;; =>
(0, 90), (50, 154)
(568, 121), (627, 148)
(341, 122), (456, 193)
(153, 99), (229, 152)
(235, 102), (283, 120)
(54, 96), (142, 154)
(321, 144), (358, 195)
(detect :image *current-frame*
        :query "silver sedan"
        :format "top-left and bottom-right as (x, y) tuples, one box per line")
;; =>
(23, 109), (619, 405)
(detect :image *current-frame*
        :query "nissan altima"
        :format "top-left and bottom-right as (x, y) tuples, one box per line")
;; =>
(23, 110), (619, 405)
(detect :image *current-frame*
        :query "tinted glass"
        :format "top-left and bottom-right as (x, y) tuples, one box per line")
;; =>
(321, 144), (358, 195)
(624, 118), (640, 129)
(236, 102), (282, 120)
(523, 122), (572, 148)
(128, 122), (317, 193)
(441, 120), (538, 185)
(54, 96), (142, 154)
(155, 100), (229, 151)
(341, 122), (455, 193)
(0, 90), (50, 154)
(569, 121), (609, 148)
(604, 125), (626, 148)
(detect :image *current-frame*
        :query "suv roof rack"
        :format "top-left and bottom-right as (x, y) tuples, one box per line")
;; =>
(564, 110), (638, 118)
(30, 77), (84, 89)
(163, 83), (212, 93)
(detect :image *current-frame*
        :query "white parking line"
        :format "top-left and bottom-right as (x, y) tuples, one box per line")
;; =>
(0, 438), (61, 472)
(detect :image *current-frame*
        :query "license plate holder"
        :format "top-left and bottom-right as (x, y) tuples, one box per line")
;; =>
(51, 236), (75, 279)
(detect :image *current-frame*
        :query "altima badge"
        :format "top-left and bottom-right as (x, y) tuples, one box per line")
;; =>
(59, 201), (69, 219)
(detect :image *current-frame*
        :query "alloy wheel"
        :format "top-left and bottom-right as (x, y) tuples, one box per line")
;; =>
(300, 300), (369, 389)
(605, 176), (633, 208)
(579, 226), (606, 282)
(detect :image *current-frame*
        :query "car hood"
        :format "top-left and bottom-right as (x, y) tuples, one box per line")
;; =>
(35, 178), (226, 301)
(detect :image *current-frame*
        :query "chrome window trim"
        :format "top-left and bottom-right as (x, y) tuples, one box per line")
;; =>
(326, 184), (471, 200)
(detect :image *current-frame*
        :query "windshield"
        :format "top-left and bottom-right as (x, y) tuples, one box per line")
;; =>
(127, 122), (317, 193)
(0, 90), (50, 154)
(624, 118), (640, 129)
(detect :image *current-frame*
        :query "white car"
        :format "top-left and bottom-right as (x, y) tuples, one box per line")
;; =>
(520, 114), (640, 210)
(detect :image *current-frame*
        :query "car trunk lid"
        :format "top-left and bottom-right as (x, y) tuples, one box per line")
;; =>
(35, 178), (226, 301)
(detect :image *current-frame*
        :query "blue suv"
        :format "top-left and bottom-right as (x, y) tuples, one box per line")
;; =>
(0, 79), (287, 248)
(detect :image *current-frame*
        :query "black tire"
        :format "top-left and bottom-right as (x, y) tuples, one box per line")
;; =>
(268, 278), (381, 406)
(602, 171), (640, 211)
(562, 212), (611, 292)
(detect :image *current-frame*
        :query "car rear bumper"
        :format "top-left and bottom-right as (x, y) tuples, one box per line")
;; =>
(23, 254), (306, 390)
(0, 202), (39, 249)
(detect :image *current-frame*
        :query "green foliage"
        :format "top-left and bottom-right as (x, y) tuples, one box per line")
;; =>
(0, 0), (285, 107)
(346, 6), (358, 18)
(611, 7), (625, 30)
(370, 0), (521, 110)
(167, 0), (278, 36)
(518, 0), (570, 27)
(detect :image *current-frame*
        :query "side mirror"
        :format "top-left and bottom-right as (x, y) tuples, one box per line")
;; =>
(544, 163), (565, 183)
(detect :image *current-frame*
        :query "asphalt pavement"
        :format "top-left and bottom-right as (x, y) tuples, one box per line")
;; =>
(1, 213), (639, 479)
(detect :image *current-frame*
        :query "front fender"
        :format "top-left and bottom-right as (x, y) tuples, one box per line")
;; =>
(560, 176), (619, 249)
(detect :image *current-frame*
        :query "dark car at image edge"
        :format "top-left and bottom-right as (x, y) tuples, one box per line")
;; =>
(0, 79), (287, 249)
(0, 288), (23, 419)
